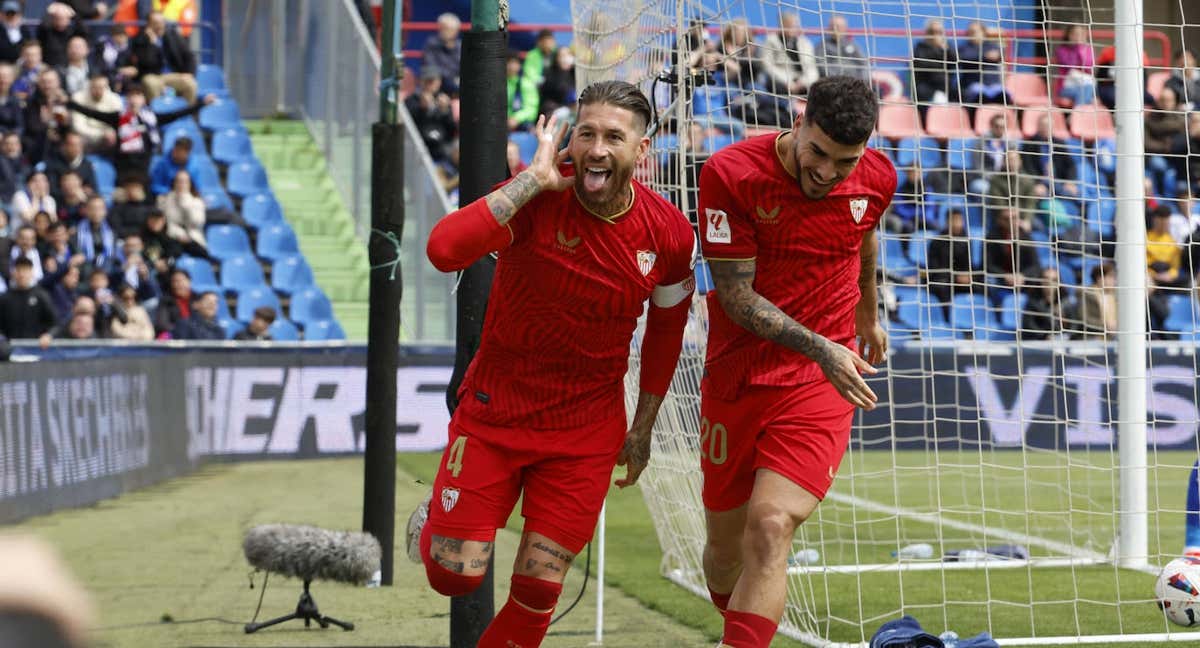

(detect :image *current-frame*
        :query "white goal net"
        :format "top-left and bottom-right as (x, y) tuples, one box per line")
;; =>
(572, 0), (1200, 645)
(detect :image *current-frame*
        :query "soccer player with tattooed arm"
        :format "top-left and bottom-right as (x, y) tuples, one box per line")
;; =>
(697, 76), (897, 648)
(408, 80), (697, 648)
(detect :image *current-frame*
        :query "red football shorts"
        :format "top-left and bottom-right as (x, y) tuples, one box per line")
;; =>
(700, 379), (854, 512)
(425, 413), (625, 554)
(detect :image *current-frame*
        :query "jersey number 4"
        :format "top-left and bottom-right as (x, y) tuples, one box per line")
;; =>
(445, 436), (468, 478)
(699, 418), (728, 465)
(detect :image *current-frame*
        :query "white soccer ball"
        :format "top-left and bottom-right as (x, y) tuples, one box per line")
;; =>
(1156, 557), (1200, 627)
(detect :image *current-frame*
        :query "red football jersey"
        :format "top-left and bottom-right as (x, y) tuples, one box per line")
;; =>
(455, 179), (696, 435)
(698, 133), (897, 400)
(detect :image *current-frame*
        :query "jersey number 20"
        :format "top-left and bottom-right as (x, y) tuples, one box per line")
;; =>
(699, 418), (728, 465)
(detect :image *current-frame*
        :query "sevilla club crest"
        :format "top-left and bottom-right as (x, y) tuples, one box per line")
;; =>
(636, 250), (657, 276)
(849, 198), (869, 223)
(441, 487), (460, 513)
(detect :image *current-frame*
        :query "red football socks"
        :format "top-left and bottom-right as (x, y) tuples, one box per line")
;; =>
(708, 585), (732, 613)
(477, 574), (563, 648)
(721, 609), (779, 648)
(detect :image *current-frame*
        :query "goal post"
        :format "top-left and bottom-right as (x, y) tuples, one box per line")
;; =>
(568, 0), (1200, 644)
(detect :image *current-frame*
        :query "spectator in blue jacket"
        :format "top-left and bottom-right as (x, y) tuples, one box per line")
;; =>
(148, 135), (202, 196)
(172, 290), (224, 340)
(956, 22), (1011, 107)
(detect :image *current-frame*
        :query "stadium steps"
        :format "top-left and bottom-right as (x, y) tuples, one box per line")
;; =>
(244, 120), (370, 340)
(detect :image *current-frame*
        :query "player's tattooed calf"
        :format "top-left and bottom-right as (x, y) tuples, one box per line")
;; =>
(434, 536), (465, 554)
(435, 554), (465, 573)
(531, 541), (575, 564)
(469, 558), (488, 569)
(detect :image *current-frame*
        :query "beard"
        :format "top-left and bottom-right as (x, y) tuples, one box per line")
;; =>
(573, 163), (633, 217)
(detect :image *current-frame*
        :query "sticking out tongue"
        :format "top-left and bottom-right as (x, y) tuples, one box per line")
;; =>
(584, 169), (611, 193)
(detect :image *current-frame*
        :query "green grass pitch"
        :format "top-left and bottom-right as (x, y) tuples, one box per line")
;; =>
(7, 450), (1200, 646)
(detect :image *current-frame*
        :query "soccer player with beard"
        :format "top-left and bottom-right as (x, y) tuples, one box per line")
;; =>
(411, 80), (696, 648)
(697, 76), (897, 648)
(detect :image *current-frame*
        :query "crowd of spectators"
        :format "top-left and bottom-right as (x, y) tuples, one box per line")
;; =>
(0, 1), (276, 347)
(406, 12), (1200, 341)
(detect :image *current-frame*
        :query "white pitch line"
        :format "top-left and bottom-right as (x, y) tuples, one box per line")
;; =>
(824, 490), (1110, 563)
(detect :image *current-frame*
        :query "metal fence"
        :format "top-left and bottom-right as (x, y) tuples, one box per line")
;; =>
(222, 0), (455, 344)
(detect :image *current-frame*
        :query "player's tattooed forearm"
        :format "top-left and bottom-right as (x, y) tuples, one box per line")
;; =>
(532, 541), (574, 564)
(485, 171), (541, 227)
(710, 260), (834, 367)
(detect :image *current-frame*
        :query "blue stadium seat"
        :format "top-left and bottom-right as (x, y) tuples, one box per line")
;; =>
(203, 188), (235, 213)
(289, 287), (335, 328)
(219, 254), (267, 295)
(175, 255), (220, 295)
(1166, 294), (1200, 333)
(907, 231), (929, 267)
(915, 287), (956, 339)
(214, 294), (232, 320)
(896, 137), (942, 170)
(655, 133), (679, 168)
(226, 159), (269, 197)
(205, 224), (253, 261)
(703, 133), (736, 153)
(880, 234), (917, 280)
(88, 155), (115, 197)
(199, 99), (242, 132)
(163, 120), (205, 152)
(946, 138), (974, 171)
(221, 318), (243, 339)
(950, 293), (992, 339)
(211, 128), (252, 166)
(998, 292), (1027, 331)
(193, 157), (221, 192)
(196, 64), (228, 94)
(151, 93), (187, 114)
(271, 254), (315, 296)
(304, 319), (346, 341)
(235, 286), (282, 322)
(510, 131), (538, 166)
(267, 318), (300, 341)
(256, 223), (301, 262)
(241, 193), (283, 230)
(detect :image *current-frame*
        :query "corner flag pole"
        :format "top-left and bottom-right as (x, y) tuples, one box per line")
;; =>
(362, 0), (404, 586)
(447, 0), (508, 644)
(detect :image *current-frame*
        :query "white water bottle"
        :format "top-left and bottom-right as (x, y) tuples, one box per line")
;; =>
(892, 543), (934, 560)
(787, 549), (820, 566)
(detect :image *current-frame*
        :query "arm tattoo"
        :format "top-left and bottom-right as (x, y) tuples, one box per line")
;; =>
(623, 391), (663, 465)
(709, 260), (835, 367)
(484, 171), (542, 227)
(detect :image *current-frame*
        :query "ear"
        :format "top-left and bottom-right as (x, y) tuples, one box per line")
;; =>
(636, 134), (651, 163)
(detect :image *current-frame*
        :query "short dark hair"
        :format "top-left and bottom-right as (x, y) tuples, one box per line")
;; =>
(1091, 261), (1114, 285)
(12, 256), (32, 269)
(804, 76), (878, 145)
(193, 290), (217, 304)
(578, 80), (653, 134)
(172, 136), (193, 151)
(536, 29), (554, 41)
(252, 306), (276, 324)
(170, 267), (190, 280)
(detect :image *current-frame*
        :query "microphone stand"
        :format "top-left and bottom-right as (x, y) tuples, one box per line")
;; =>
(243, 580), (354, 634)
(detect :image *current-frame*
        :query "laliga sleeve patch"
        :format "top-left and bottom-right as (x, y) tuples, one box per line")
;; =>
(705, 208), (731, 244)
